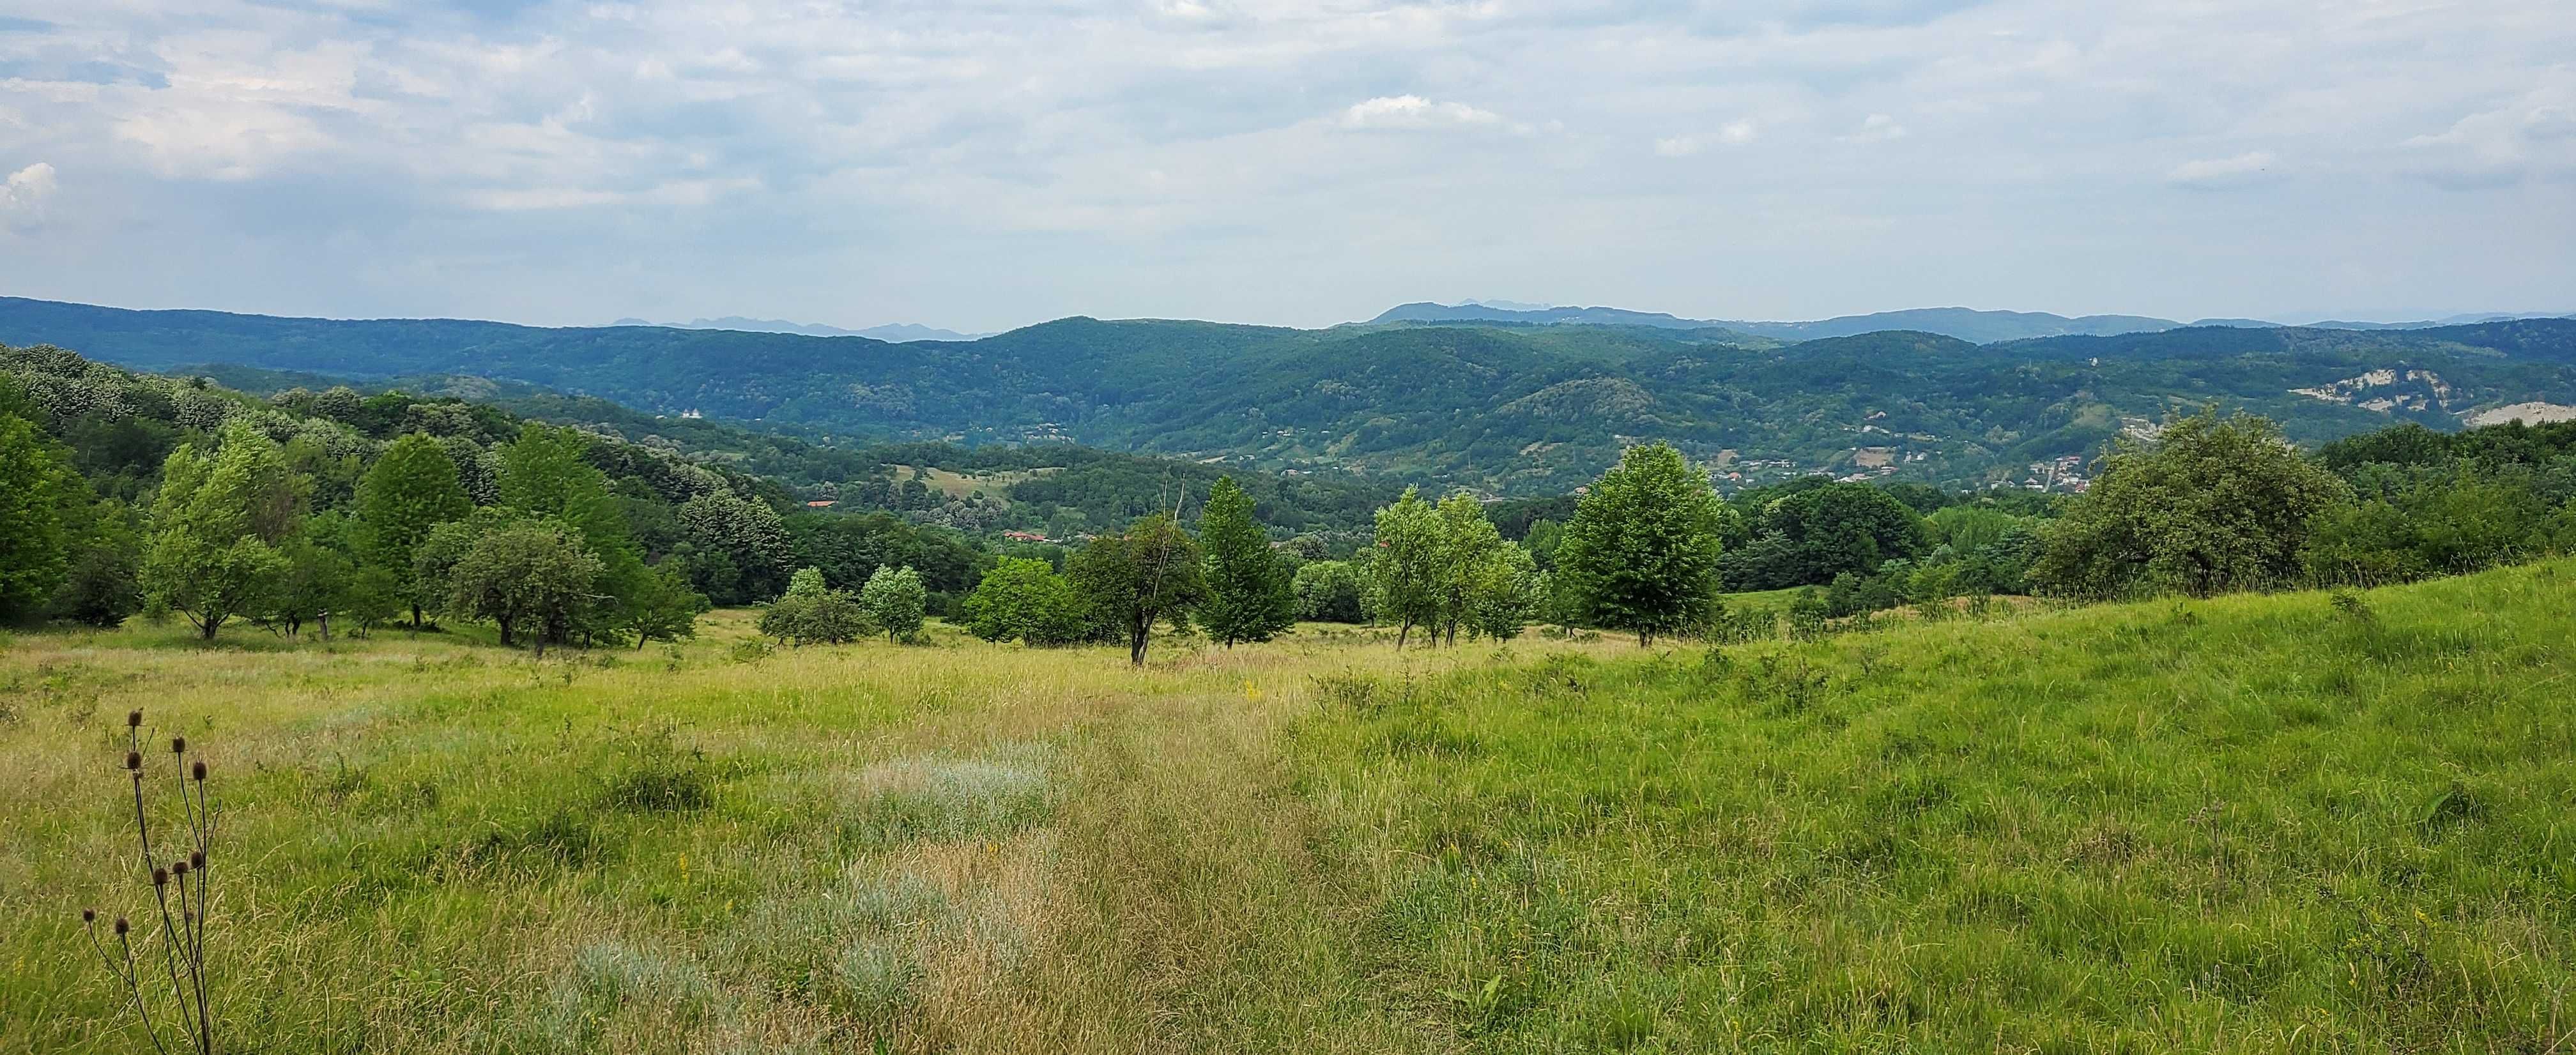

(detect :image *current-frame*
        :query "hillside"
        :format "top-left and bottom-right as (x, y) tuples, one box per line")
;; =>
(9, 296), (2576, 494)
(4, 550), (2567, 1051)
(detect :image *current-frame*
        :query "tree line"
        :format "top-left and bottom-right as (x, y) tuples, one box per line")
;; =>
(0, 345), (980, 648)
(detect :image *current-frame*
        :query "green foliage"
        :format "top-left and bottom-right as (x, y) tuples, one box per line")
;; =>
(1364, 488), (1445, 646)
(1724, 482), (1927, 590)
(342, 563), (406, 636)
(625, 562), (710, 648)
(961, 557), (1092, 646)
(140, 424), (305, 639)
(1068, 514), (1204, 665)
(1196, 477), (1296, 647)
(1291, 560), (1367, 623)
(2301, 466), (2572, 586)
(1554, 443), (1727, 644)
(48, 497), (143, 627)
(859, 566), (927, 643)
(678, 490), (792, 605)
(268, 532), (357, 637)
(354, 432), (470, 623)
(444, 517), (605, 654)
(758, 591), (868, 647)
(2033, 410), (2352, 598)
(0, 409), (72, 622)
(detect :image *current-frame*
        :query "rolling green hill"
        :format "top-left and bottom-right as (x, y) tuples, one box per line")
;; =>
(8, 296), (2575, 495)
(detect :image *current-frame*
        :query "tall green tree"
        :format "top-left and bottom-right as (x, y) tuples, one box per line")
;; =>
(445, 517), (604, 656)
(50, 497), (144, 628)
(1555, 443), (1727, 646)
(1197, 476), (1296, 647)
(355, 432), (471, 628)
(860, 565), (928, 642)
(0, 411), (72, 623)
(2032, 410), (2350, 598)
(1365, 487), (1444, 648)
(1068, 514), (1204, 666)
(140, 424), (305, 640)
(1431, 492), (1506, 646)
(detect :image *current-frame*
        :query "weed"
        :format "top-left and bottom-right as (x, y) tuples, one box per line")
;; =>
(78, 710), (219, 1055)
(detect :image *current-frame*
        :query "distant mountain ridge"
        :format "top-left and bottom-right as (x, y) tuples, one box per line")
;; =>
(611, 315), (990, 342)
(1368, 302), (2576, 344)
(8, 295), (2576, 497)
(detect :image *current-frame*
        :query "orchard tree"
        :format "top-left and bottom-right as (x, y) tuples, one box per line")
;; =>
(1431, 492), (1506, 646)
(962, 557), (1091, 645)
(2032, 410), (2350, 598)
(1068, 514), (1204, 666)
(1197, 476), (1295, 646)
(355, 431), (471, 628)
(627, 561), (710, 648)
(446, 518), (603, 655)
(1555, 443), (1727, 646)
(1463, 544), (1542, 641)
(141, 424), (305, 640)
(1365, 487), (1443, 648)
(860, 565), (927, 642)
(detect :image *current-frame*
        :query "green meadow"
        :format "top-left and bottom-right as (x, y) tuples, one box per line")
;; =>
(4, 562), (2573, 1053)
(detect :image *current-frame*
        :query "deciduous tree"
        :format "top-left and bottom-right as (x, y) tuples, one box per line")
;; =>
(1554, 443), (1727, 646)
(1197, 476), (1296, 646)
(1068, 514), (1204, 666)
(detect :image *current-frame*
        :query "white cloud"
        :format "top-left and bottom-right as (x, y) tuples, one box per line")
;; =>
(1844, 113), (1907, 143)
(1654, 119), (1757, 157)
(2400, 86), (2576, 189)
(2166, 150), (2280, 188)
(0, 162), (56, 226)
(1340, 95), (1510, 131)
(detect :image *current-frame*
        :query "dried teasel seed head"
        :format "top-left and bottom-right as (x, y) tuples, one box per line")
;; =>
(82, 908), (96, 923)
(114, 917), (130, 936)
(172, 860), (190, 877)
(193, 760), (208, 782)
(125, 752), (143, 772)
(153, 867), (168, 887)
(128, 710), (143, 727)
(171, 736), (187, 754)
(190, 850), (206, 869)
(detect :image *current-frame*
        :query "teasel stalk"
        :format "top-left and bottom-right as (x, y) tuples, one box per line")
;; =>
(92, 710), (217, 1055)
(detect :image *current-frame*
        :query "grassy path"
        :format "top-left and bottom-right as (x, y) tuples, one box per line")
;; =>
(8, 565), (2576, 1051)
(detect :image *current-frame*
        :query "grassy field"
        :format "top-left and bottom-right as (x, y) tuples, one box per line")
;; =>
(2, 564), (2572, 1052)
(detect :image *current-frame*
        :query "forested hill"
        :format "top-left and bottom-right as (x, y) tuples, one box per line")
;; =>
(7, 296), (2576, 495)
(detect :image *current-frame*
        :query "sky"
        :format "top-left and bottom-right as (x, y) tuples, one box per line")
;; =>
(0, 1), (2571, 335)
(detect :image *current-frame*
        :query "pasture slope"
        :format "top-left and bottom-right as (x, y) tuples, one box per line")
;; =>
(1, 562), (2571, 1052)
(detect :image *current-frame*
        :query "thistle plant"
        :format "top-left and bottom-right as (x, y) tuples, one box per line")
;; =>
(80, 709), (217, 1055)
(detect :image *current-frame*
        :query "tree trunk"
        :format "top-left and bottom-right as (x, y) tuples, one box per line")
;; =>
(1638, 628), (1651, 647)
(410, 603), (423, 631)
(199, 616), (220, 641)
(1397, 619), (1413, 649)
(318, 611), (331, 641)
(1128, 614), (1149, 666)
(497, 616), (513, 647)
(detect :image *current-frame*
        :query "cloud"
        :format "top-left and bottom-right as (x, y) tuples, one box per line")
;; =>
(1844, 113), (1906, 143)
(0, 162), (56, 226)
(2400, 87), (2576, 190)
(1655, 119), (1758, 157)
(0, 0), (2572, 330)
(2166, 151), (2280, 188)
(1339, 95), (1511, 131)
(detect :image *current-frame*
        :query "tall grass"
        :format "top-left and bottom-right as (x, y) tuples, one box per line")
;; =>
(3, 567), (2572, 1052)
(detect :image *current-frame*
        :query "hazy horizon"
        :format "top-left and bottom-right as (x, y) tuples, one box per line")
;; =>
(1, 1), (2570, 334)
